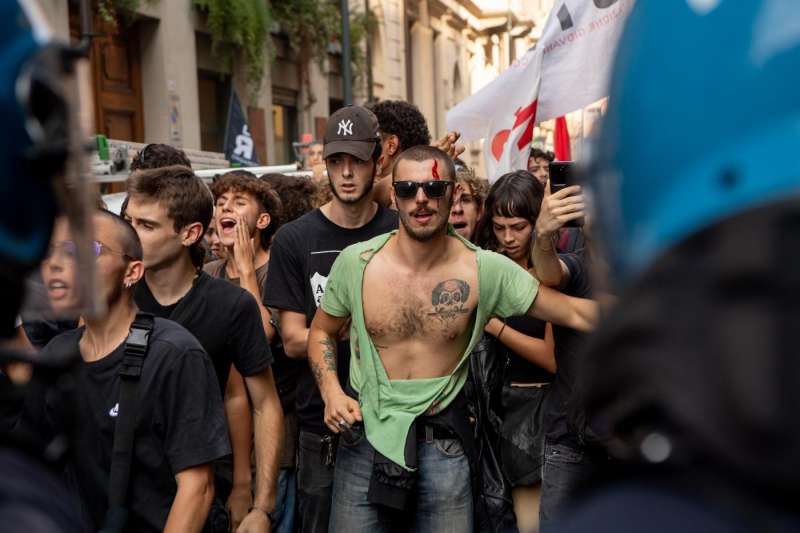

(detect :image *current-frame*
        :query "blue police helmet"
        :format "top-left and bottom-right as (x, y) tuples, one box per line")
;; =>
(0, 1), (68, 269)
(588, 0), (800, 291)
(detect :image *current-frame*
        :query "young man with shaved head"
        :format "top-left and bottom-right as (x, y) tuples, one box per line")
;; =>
(309, 146), (598, 531)
(33, 210), (229, 532)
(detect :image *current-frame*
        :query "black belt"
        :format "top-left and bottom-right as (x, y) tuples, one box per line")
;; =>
(415, 423), (456, 442)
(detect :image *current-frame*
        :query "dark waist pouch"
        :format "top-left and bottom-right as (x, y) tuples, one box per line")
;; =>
(501, 384), (549, 486)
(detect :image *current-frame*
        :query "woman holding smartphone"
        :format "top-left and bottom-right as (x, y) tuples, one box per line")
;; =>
(476, 170), (556, 533)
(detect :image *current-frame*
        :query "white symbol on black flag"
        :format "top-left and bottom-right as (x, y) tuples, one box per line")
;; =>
(224, 89), (260, 166)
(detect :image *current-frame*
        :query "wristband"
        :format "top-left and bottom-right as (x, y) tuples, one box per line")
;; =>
(497, 321), (507, 340)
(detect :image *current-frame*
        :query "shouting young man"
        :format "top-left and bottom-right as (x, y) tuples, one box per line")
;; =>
(206, 170), (282, 341)
(308, 146), (597, 532)
(125, 166), (283, 532)
(264, 105), (398, 533)
(206, 170), (303, 533)
(35, 210), (229, 532)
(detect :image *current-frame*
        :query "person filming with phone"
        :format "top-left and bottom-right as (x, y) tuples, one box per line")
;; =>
(532, 166), (608, 528)
(542, 161), (586, 255)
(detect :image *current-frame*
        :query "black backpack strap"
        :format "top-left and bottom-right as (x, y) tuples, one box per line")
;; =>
(101, 313), (154, 532)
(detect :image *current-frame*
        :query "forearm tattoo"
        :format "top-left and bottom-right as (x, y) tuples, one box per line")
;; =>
(311, 337), (337, 388)
(310, 360), (324, 386)
(429, 279), (471, 324)
(321, 337), (337, 373)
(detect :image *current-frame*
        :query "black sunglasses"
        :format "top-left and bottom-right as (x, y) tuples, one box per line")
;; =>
(392, 180), (454, 199)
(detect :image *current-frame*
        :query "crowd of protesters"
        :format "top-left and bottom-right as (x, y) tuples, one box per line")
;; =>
(4, 2), (799, 532)
(10, 100), (598, 533)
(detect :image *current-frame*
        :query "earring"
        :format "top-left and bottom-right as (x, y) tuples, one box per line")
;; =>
(124, 281), (132, 289)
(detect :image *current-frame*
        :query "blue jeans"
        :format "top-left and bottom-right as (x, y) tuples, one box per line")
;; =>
(328, 424), (473, 533)
(539, 440), (598, 531)
(297, 430), (336, 533)
(271, 468), (296, 533)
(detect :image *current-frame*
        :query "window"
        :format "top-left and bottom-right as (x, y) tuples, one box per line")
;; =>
(198, 70), (231, 153)
(272, 103), (298, 165)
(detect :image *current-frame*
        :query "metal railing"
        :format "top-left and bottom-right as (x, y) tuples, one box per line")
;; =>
(93, 165), (313, 183)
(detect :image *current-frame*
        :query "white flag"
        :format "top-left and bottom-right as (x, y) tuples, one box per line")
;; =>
(537, 0), (633, 123)
(446, 46), (543, 182)
(446, 0), (634, 182)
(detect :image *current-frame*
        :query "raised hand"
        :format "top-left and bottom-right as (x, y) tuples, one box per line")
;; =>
(231, 215), (256, 277)
(433, 131), (466, 160)
(536, 180), (585, 238)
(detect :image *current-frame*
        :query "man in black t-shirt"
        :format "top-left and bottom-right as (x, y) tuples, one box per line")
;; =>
(265, 105), (398, 533)
(33, 210), (229, 532)
(125, 166), (283, 532)
(532, 181), (605, 529)
(205, 170), (303, 532)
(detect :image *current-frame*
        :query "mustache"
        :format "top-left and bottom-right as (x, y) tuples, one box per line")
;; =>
(411, 208), (435, 216)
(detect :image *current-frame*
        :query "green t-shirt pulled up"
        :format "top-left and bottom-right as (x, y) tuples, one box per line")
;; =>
(321, 228), (539, 469)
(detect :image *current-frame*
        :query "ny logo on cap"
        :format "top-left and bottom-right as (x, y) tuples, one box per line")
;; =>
(337, 119), (354, 136)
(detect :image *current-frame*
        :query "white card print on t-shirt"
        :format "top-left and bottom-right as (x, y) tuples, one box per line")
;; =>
(310, 272), (329, 307)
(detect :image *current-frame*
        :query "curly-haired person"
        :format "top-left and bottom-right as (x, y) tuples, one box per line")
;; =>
(262, 174), (316, 224)
(367, 100), (432, 178)
(527, 148), (555, 185)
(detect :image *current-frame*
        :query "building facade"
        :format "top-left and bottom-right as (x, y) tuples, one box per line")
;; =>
(37, 0), (551, 173)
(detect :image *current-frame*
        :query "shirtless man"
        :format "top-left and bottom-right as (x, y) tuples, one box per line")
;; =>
(308, 145), (596, 532)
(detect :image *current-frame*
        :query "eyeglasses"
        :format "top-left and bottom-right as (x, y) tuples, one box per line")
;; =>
(45, 240), (130, 260)
(45, 240), (78, 260)
(92, 240), (131, 259)
(392, 180), (454, 199)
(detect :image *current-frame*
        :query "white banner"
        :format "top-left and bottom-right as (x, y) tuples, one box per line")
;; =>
(446, 0), (634, 181)
(537, 0), (633, 122)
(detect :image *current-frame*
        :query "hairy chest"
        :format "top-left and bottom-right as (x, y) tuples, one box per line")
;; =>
(362, 271), (479, 343)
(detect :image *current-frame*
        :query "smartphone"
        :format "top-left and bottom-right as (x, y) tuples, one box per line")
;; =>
(548, 161), (584, 227)
(549, 161), (577, 193)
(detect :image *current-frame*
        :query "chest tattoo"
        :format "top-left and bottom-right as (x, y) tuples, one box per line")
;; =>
(428, 279), (471, 325)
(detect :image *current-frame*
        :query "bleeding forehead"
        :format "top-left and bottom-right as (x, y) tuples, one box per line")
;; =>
(396, 158), (451, 182)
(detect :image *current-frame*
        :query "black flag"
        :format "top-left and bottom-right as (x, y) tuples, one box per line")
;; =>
(223, 89), (260, 166)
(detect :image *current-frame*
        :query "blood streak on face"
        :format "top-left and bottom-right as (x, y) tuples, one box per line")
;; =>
(429, 159), (443, 208)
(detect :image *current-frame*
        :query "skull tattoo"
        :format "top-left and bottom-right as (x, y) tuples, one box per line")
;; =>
(430, 279), (470, 322)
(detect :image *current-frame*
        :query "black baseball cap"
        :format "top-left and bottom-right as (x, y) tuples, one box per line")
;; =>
(323, 106), (380, 161)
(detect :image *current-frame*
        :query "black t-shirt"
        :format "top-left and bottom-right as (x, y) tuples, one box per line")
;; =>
(264, 206), (398, 434)
(135, 272), (273, 394)
(543, 253), (592, 447)
(503, 315), (555, 384)
(37, 318), (231, 532)
(204, 258), (302, 413)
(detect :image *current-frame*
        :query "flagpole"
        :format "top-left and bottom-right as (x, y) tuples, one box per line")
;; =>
(341, 0), (353, 105)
